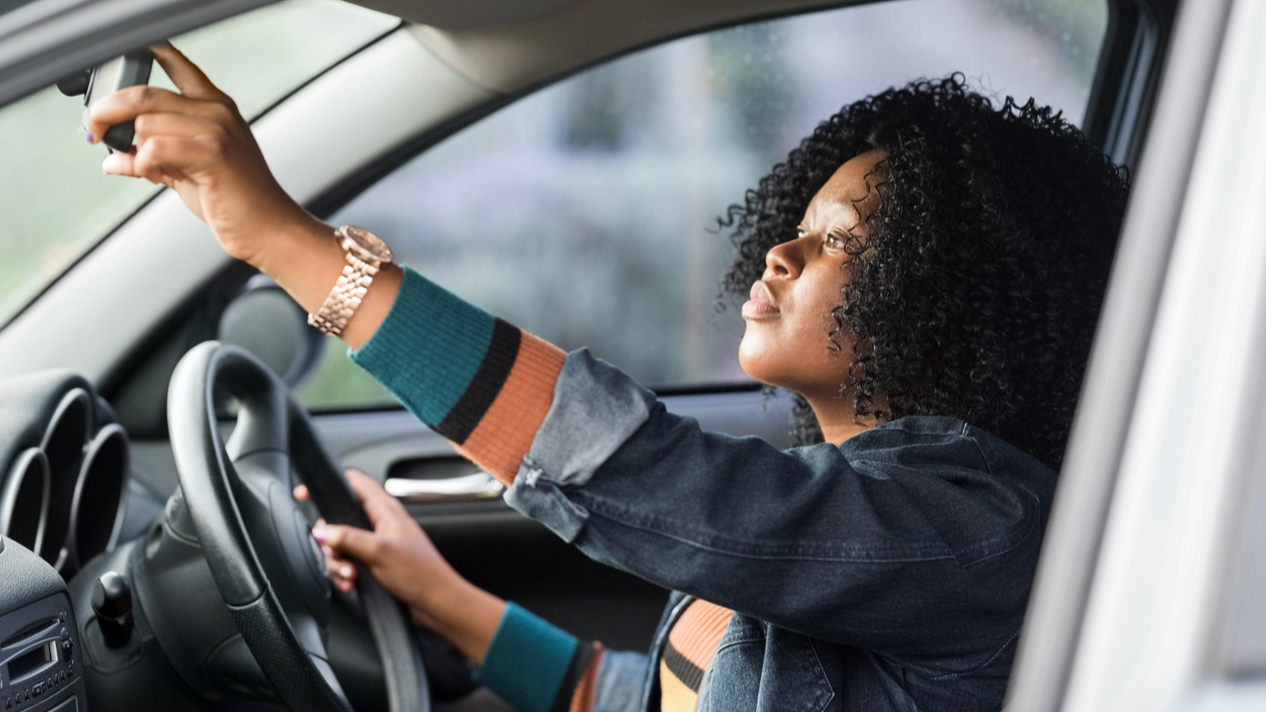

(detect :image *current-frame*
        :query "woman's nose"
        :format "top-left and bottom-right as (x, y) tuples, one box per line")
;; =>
(765, 238), (805, 278)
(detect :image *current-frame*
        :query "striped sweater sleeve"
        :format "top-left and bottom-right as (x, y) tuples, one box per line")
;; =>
(350, 266), (566, 485)
(350, 267), (605, 710)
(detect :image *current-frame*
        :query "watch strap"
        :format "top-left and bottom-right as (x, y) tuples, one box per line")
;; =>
(308, 227), (387, 337)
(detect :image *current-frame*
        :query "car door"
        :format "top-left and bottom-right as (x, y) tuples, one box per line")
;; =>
(1008, 0), (1266, 709)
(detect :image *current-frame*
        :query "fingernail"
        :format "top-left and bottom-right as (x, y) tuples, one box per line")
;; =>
(85, 132), (94, 144)
(340, 565), (354, 578)
(311, 525), (327, 544)
(338, 580), (352, 592)
(321, 545), (334, 558)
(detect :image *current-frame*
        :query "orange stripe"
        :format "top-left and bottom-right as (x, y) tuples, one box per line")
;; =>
(568, 643), (604, 712)
(457, 330), (565, 484)
(658, 658), (697, 712)
(666, 601), (733, 672)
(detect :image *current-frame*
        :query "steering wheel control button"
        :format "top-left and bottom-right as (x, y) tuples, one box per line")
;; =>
(90, 571), (133, 648)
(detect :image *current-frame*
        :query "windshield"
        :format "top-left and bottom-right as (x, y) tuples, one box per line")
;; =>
(0, 0), (397, 327)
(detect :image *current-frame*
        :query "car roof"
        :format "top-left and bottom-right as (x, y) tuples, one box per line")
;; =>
(0, 0), (855, 108)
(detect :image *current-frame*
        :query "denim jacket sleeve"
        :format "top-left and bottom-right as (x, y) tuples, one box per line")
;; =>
(507, 350), (1054, 659)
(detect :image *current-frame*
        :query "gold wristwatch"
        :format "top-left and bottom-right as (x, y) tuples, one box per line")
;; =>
(308, 225), (394, 337)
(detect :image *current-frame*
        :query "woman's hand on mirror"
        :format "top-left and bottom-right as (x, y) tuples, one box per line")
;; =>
(86, 42), (327, 276)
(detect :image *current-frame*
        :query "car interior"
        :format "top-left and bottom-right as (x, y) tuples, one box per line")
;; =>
(8, 0), (1260, 711)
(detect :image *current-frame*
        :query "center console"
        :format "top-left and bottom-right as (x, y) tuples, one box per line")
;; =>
(0, 536), (85, 712)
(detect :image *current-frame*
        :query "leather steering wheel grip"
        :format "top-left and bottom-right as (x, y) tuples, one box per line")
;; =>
(167, 341), (428, 712)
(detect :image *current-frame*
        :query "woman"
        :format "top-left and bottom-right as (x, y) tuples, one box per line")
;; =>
(90, 44), (1127, 712)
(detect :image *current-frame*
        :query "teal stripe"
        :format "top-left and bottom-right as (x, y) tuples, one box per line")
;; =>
(474, 602), (578, 712)
(349, 266), (495, 426)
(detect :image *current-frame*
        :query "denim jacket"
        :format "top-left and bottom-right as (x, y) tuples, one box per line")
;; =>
(506, 351), (1056, 712)
(351, 268), (1056, 711)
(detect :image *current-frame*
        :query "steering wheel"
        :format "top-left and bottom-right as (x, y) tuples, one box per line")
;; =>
(167, 341), (429, 712)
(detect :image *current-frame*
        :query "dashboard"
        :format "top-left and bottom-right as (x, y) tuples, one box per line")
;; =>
(0, 371), (141, 712)
(0, 366), (402, 712)
(0, 371), (132, 579)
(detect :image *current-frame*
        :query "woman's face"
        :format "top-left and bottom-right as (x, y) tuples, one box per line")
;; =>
(738, 149), (886, 420)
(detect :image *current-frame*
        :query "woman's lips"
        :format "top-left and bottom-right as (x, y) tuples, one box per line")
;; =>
(743, 282), (780, 319)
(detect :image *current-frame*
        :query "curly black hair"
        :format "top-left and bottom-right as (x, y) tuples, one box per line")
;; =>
(722, 74), (1128, 470)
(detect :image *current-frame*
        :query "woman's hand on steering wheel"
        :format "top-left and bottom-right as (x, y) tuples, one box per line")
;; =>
(296, 470), (448, 615)
(295, 469), (506, 664)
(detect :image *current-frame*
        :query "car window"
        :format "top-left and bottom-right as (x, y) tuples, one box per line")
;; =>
(297, 0), (1109, 411)
(0, 0), (398, 328)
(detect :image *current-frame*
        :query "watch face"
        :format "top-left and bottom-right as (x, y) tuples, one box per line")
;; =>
(339, 225), (394, 263)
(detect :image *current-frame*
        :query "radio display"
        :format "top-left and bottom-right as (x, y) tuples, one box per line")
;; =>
(8, 641), (55, 680)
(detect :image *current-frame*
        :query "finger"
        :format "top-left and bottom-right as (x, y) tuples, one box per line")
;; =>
(87, 85), (220, 146)
(103, 146), (185, 188)
(131, 135), (200, 188)
(294, 484), (310, 502)
(132, 111), (220, 143)
(313, 523), (383, 564)
(344, 468), (381, 496)
(343, 469), (406, 524)
(101, 150), (137, 177)
(131, 130), (217, 179)
(345, 471), (390, 508)
(327, 563), (357, 593)
(150, 42), (231, 102)
(321, 546), (359, 586)
(327, 556), (358, 584)
(101, 139), (181, 186)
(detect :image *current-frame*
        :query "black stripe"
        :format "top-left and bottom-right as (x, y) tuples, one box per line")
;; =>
(662, 640), (705, 692)
(548, 640), (595, 712)
(435, 319), (521, 443)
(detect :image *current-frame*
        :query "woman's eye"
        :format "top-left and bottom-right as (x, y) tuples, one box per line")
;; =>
(796, 228), (807, 239)
(825, 233), (847, 249)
